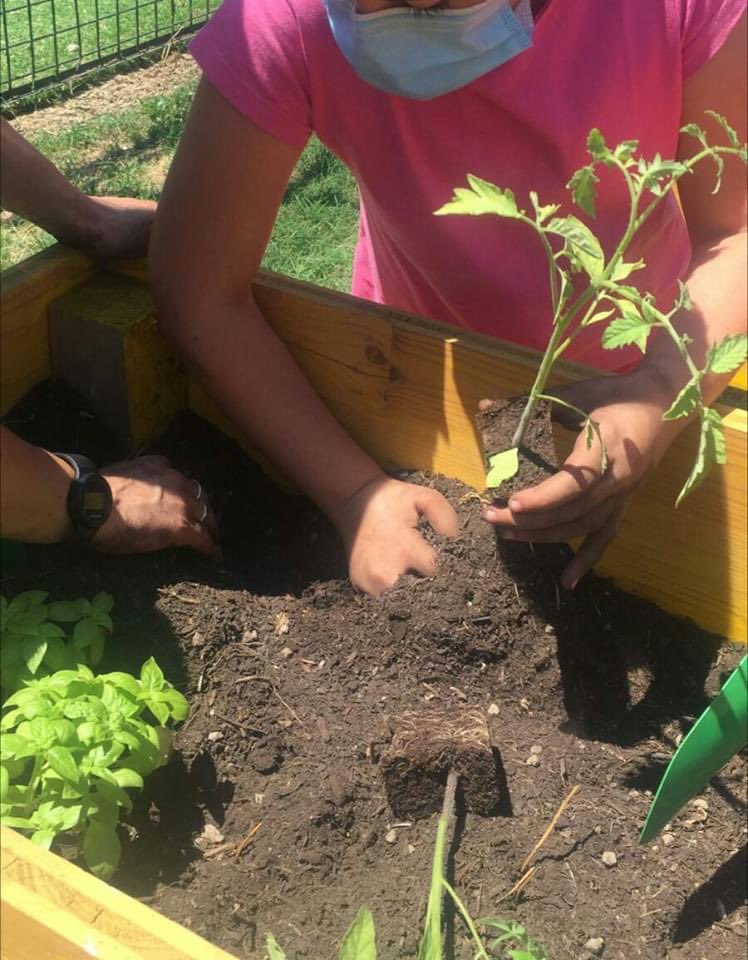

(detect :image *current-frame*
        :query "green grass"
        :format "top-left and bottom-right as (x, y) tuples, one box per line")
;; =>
(1, 1), (219, 95)
(0, 80), (359, 289)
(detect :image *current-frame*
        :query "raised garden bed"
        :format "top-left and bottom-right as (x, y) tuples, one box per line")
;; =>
(1, 249), (746, 959)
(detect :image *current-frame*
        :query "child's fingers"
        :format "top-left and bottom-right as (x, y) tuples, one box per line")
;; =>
(417, 487), (459, 537)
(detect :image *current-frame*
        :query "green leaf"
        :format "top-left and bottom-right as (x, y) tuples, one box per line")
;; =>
(705, 110), (741, 149)
(601, 302), (652, 352)
(82, 820), (122, 880)
(706, 333), (748, 375)
(73, 618), (102, 650)
(584, 308), (615, 327)
(101, 672), (142, 697)
(0, 765), (8, 801)
(611, 259), (645, 282)
(339, 906), (377, 960)
(567, 165), (599, 217)
(146, 700), (170, 726)
(265, 934), (289, 960)
(676, 408), (726, 506)
(8, 591), (48, 612)
(614, 139), (640, 164)
(47, 746), (81, 784)
(0, 733), (35, 761)
(21, 636), (48, 675)
(1, 815), (35, 830)
(528, 191), (559, 225)
(586, 127), (608, 160)
(30, 830), (56, 850)
(92, 593), (115, 615)
(547, 215), (605, 280)
(47, 601), (83, 623)
(140, 657), (165, 691)
(663, 376), (702, 420)
(162, 688), (189, 722)
(88, 629), (106, 667)
(112, 768), (144, 791)
(434, 176), (521, 219)
(486, 448), (520, 488)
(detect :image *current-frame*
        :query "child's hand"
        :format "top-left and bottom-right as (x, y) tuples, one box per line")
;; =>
(481, 370), (686, 589)
(333, 475), (459, 596)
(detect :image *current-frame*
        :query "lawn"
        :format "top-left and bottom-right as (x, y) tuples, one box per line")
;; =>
(1, 0), (219, 96)
(0, 80), (360, 289)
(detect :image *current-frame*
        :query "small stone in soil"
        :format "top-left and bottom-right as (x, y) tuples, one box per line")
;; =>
(526, 754), (540, 767)
(487, 703), (500, 716)
(207, 731), (224, 742)
(584, 937), (605, 955)
(662, 832), (675, 846)
(385, 829), (398, 844)
(601, 851), (617, 867)
(530, 744), (543, 755)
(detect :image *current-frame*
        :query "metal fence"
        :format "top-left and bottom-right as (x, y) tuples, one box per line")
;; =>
(1, 0), (221, 102)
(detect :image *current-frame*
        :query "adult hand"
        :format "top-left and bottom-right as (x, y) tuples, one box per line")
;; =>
(482, 369), (685, 589)
(94, 456), (218, 556)
(333, 475), (459, 596)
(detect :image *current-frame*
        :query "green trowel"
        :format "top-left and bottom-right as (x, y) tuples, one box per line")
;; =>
(639, 655), (747, 844)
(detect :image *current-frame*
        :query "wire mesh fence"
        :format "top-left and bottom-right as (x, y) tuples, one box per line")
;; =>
(1, 0), (220, 102)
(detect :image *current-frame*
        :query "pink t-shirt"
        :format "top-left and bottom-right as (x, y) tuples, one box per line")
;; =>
(190, 0), (745, 370)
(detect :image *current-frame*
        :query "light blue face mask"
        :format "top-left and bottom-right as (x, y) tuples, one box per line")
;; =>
(323, 0), (534, 100)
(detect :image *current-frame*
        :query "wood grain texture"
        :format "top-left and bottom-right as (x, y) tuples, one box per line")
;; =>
(0, 826), (239, 960)
(0, 245), (93, 414)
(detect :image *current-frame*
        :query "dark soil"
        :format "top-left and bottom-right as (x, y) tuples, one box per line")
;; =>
(3, 383), (746, 960)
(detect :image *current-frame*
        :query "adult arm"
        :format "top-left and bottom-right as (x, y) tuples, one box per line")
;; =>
(0, 118), (155, 258)
(150, 79), (457, 595)
(0, 427), (216, 555)
(483, 12), (747, 588)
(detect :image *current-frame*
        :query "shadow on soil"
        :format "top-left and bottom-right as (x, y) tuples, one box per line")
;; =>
(497, 539), (722, 747)
(672, 845), (747, 944)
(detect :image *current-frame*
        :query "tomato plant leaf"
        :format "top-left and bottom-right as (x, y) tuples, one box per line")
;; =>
(706, 333), (748, 375)
(601, 303), (652, 353)
(676, 408), (726, 506)
(486, 448), (520, 488)
(663, 377), (702, 420)
(435, 176), (521, 219)
(567, 165), (599, 217)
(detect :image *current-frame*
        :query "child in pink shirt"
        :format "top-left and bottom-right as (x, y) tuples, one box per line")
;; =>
(151, 0), (747, 595)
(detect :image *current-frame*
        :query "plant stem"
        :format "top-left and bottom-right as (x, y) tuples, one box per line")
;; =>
(510, 318), (569, 448)
(420, 769), (458, 957)
(441, 877), (490, 959)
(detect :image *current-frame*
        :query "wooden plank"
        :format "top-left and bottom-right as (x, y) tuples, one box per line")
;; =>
(48, 274), (186, 453)
(0, 826), (238, 960)
(0, 245), (94, 415)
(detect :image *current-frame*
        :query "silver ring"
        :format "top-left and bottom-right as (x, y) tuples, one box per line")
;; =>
(197, 502), (209, 525)
(192, 480), (203, 501)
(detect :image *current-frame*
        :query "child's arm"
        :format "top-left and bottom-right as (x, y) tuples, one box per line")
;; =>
(482, 12), (747, 588)
(150, 79), (457, 594)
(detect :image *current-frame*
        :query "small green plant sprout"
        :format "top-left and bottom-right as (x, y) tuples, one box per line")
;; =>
(436, 113), (748, 504)
(266, 905), (377, 959)
(1, 591), (114, 692)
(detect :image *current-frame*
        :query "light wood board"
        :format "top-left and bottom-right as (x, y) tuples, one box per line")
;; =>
(0, 826), (239, 960)
(0, 246), (93, 414)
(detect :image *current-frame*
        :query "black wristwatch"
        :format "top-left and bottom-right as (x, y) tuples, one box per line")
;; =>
(55, 453), (113, 544)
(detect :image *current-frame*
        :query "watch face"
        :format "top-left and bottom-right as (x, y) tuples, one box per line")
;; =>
(81, 475), (112, 526)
